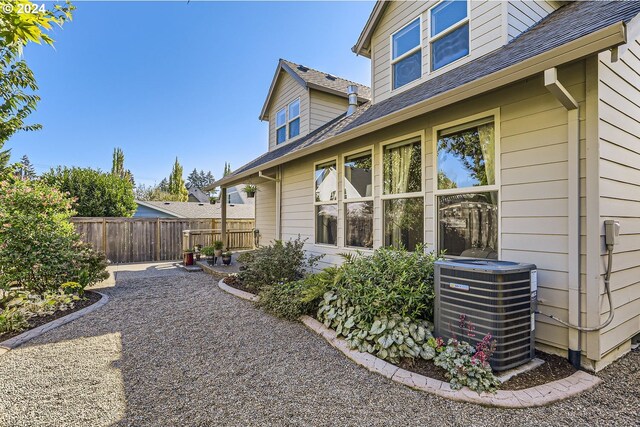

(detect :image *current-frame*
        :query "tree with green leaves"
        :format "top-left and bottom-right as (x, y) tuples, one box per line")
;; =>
(0, 1), (74, 172)
(186, 168), (215, 189)
(15, 154), (36, 180)
(41, 166), (137, 217)
(168, 157), (188, 202)
(111, 147), (134, 184)
(223, 162), (231, 177)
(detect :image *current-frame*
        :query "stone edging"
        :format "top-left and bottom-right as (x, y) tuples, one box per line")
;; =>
(0, 291), (109, 356)
(217, 278), (259, 302)
(214, 279), (602, 407)
(300, 315), (601, 408)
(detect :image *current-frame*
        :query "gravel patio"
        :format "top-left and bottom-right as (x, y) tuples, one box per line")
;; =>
(0, 262), (638, 427)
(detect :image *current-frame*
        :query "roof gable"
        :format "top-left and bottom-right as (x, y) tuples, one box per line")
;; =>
(352, 1), (389, 58)
(259, 59), (371, 121)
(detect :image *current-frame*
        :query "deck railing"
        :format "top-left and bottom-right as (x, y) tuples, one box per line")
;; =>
(182, 228), (255, 252)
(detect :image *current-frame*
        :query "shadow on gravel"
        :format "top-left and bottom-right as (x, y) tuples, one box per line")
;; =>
(1, 263), (639, 427)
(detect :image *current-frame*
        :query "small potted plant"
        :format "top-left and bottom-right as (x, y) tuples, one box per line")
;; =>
(243, 184), (257, 198)
(194, 244), (202, 261)
(201, 246), (215, 264)
(183, 248), (194, 266)
(221, 250), (232, 266)
(213, 240), (224, 258)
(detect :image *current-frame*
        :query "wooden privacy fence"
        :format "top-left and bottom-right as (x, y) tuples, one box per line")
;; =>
(71, 218), (255, 264)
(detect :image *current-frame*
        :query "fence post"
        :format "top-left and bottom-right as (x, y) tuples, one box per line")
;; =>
(102, 218), (107, 255)
(156, 218), (161, 261)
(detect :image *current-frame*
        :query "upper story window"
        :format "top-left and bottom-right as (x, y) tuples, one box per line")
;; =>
(288, 98), (300, 139)
(391, 17), (421, 90)
(276, 108), (286, 144)
(430, 0), (469, 71)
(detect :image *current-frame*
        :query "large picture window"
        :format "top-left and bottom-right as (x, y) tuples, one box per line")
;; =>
(435, 114), (499, 259)
(344, 150), (373, 248)
(391, 17), (421, 90)
(383, 138), (423, 251)
(314, 160), (338, 245)
(430, 0), (469, 71)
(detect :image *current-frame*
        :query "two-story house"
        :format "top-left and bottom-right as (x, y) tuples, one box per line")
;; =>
(209, 1), (640, 372)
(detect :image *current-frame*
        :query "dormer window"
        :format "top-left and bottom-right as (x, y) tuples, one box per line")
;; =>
(391, 17), (421, 90)
(430, 0), (469, 71)
(276, 108), (286, 144)
(288, 98), (300, 139)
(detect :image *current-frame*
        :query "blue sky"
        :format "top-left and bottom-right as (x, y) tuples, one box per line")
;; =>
(8, 1), (374, 186)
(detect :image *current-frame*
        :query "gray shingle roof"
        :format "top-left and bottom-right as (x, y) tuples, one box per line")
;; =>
(281, 59), (372, 101)
(222, 1), (640, 185)
(136, 201), (254, 219)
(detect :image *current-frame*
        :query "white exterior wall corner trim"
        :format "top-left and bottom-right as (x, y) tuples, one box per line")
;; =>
(431, 108), (502, 258)
(212, 21), (627, 190)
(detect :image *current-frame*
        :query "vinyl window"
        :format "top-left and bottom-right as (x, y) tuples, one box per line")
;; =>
(382, 138), (423, 251)
(314, 159), (338, 246)
(343, 150), (373, 248)
(430, 0), (469, 71)
(288, 98), (300, 139)
(276, 108), (286, 144)
(391, 17), (422, 90)
(435, 114), (499, 258)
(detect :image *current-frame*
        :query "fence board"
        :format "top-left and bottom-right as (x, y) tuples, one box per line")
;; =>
(71, 217), (254, 264)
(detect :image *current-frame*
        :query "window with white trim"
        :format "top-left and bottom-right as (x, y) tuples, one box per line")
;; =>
(382, 138), (423, 251)
(314, 160), (338, 245)
(288, 98), (300, 139)
(436, 116), (498, 258)
(276, 108), (286, 144)
(430, 0), (469, 71)
(344, 150), (373, 248)
(391, 17), (422, 90)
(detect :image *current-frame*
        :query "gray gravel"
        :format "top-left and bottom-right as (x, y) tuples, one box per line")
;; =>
(0, 263), (638, 427)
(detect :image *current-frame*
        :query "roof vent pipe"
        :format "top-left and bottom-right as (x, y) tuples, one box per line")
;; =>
(347, 85), (358, 117)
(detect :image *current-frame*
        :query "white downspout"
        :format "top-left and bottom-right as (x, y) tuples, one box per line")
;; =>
(276, 166), (282, 240)
(544, 67), (581, 367)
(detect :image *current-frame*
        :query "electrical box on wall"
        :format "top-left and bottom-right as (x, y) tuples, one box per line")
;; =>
(604, 220), (620, 247)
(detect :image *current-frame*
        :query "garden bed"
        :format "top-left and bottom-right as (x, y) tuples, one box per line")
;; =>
(399, 350), (577, 390)
(222, 275), (256, 294)
(0, 291), (102, 342)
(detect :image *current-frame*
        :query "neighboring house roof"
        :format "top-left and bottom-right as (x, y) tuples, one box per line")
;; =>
(259, 59), (371, 120)
(187, 185), (210, 203)
(135, 200), (254, 219)
(215, 1), (640, 188)
(226, 184), (255, 205)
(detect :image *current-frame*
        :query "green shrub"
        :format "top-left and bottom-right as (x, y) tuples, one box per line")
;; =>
(238, 237), (323, 292)
(200, 246), (215, 257)
(258, 267), (338, 320)
(333, 246), (440, 323)
(0, 179), (109, 297)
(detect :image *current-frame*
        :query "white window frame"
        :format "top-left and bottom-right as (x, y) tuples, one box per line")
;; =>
(429, 0), (470, 72)
(313, 157), (339, 247)
(288, 98), (301, 139)
(379, 131), (426, 250)
(275, 107), (287, 144)
(390, 17), (423, 91)
(432, 108), (501, 258)
(342, 146), (375, 250)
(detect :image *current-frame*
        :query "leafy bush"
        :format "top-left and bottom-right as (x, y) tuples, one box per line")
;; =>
(41, 166), (136, 217)
(332, 247), (440, 323)
(317, 290), (435, 363)
(238, 237), (323, 292)
(0, 307), (28, 334)
(258, 267), (338, 320)
(200, 246), (215, 256)
(433, 337), (501, 393)
(0, 179), (109, 296)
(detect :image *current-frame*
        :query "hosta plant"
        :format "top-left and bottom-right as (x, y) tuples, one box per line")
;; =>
(317, 290), (435, 363)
